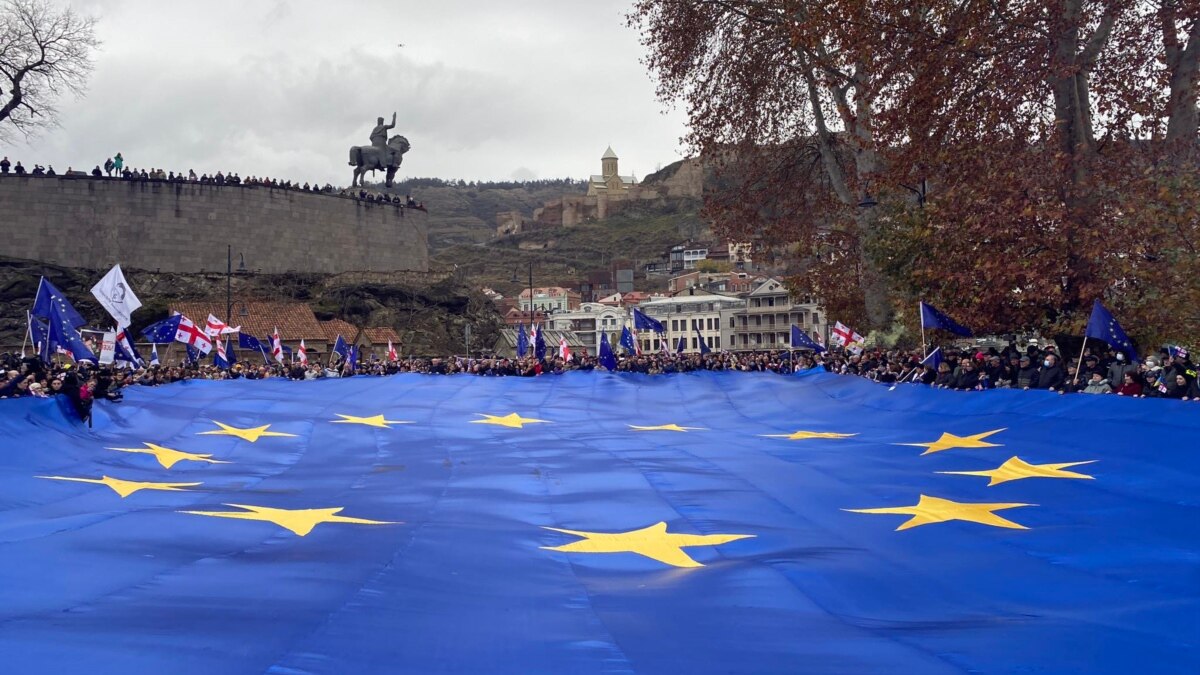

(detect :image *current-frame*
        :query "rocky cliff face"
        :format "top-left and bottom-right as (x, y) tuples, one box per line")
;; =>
(0, 259), (502, 357)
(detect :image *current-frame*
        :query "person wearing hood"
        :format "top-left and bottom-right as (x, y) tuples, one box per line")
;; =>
(1082, 372), (1113, 394)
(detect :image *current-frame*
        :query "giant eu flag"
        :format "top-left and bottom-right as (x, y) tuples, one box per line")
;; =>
(0, 373), (1197, 673)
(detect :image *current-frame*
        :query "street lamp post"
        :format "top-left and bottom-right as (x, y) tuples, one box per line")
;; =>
(226, 247), (247, 325)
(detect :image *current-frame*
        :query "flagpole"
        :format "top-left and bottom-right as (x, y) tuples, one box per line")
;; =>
(1072, 337), (1087, 386)
(919, 301), (927, 359)
(22, 311), (32, 358)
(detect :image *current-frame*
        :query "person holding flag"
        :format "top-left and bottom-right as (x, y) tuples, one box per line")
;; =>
(387, 340), (398, 362)
(297, 340), (309, 365)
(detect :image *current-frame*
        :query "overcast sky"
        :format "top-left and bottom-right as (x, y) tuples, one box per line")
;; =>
(5, 0), (690, 186)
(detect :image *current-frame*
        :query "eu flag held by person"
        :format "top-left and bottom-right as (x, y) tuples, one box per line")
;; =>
(0, 370), (1197, 673)
(632, 307), (664, 333)
(1084, 299), (1137, 359)
(790, 324), (825, 352)
(920, 300), (973, 337)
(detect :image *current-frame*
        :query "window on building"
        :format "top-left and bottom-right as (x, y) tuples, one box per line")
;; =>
(768, 333), (776, 343)
(751, 298), (761, 308)
(706, 336), (713, 347)
(691, 337), (698, 349)
(767, 297), (775, 307)
(754, 316), (761, 326)
(707, 303), (714, 312)
(754, 334), (762, 344)
(729, 317), (735, 329)
(812, 313), (820, 324)
(671, 319), (678, 332)
(715, 336), (721, 348)
(675, 305), (682, 313)
(706, 318), (714, 330)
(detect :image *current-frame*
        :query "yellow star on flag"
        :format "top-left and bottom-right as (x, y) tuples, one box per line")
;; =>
(760, 430), (857, 441)
(198, 421), (297, 443)
(471, 413), (548, 429)
(180, 503), (397, 536)
(845, 494), (1035, 530)
(939, 456), (1097, 486)
(107, 443), (230, 469)
(36, 475), (201, 498)
(898, 428), (1006, 455)
(628, 424), (705, 432)
(541, 521), (754, 568)
(331, 414), (412, 428)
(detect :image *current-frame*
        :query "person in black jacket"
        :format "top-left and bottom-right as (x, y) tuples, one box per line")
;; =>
(1034, 354), (1066, 391)
(953, 359), (981, 390)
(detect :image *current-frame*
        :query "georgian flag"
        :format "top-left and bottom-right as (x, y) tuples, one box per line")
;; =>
(558, 337), (572, 361)
(387, 340), (398, 362)
(271, 327), (284, 364)
(297, 339), (308, 365)
(174, 315), (213, 355)
(830, 321), (864, 349)
(205, 314), (241, 337)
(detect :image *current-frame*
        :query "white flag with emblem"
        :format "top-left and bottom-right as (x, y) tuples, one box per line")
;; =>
(90, 264), (142, 328)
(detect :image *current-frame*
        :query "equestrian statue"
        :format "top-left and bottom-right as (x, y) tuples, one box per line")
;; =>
(349, 112), (410, 187)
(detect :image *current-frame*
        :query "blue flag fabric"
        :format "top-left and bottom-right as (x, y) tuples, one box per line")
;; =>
(516, 324), (528, 359)
(631, 307), (664, 334)
(332, 335), (350, 361)
(597, 331), (617, 371)
(45, 306), (96, 363)
(142, 315), (182, 344)
(28, 316), (51, 363)
(348, 344), (359, 370)
(695, 327), (711, 354)
(619, 326), (637, 355)
(0, 373), (1196, 673)
(533, 325), (546, 361)
(238, 332), (271, 364)
(31, 277), (87, 329)
(920, 301), (973, 337)
(676, 335), (686, 354)
(1084, 300), (1137, 360)
(149, 343), (159, 366)
(790, 325), (826, 352)
(113, 330), (143, 367)
(920, 346), (944, 371)
(185, 344), (200, 364)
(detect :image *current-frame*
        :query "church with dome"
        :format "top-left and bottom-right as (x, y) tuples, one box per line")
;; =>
(586, 147), (638, 197)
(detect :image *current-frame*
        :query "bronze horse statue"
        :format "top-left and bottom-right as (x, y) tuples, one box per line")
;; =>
(348, 135), (410, 188)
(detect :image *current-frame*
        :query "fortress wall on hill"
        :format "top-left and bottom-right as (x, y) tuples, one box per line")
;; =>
(0, 176), (428, 273)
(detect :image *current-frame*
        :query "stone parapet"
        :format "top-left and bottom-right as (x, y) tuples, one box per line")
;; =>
(0, 176), (428, 273)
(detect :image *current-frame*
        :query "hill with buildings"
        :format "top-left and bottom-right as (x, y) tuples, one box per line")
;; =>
(367, 177), (587, 252)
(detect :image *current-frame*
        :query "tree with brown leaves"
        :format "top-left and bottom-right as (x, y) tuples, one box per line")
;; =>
(630, 0), (1199, 347)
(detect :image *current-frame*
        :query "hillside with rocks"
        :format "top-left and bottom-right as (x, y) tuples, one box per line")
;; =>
(0, 259), (502, 356)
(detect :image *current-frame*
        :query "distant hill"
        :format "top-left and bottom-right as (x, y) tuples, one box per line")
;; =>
(362, 177), (588, 252)
(433, 206), (710, 297)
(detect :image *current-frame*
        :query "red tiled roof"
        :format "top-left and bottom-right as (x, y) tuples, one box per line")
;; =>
(360, 327), (401, 345)
(319, 318), (360, 343)
(171, 301), (326, 342)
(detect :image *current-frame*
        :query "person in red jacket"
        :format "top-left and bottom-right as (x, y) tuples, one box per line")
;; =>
(1114, 372), (1143, 397)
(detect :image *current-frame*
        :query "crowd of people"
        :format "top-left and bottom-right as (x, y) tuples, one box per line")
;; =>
(0, 154), (426, 210)
(1, 340), (1196, 425)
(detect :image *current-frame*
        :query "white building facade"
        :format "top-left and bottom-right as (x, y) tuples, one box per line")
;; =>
(636, 292), (746, 354)
(547, 302), (626, 355)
